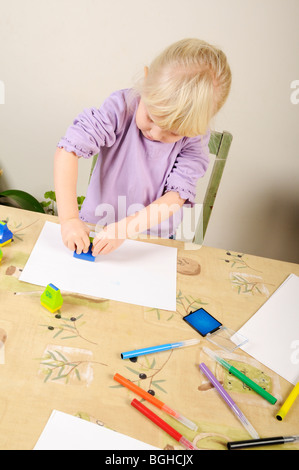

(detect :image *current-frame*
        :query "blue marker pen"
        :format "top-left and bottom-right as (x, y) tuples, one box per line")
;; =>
(121, 338), (200, 359)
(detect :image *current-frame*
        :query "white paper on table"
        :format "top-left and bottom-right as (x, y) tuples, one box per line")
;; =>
(232, 273), (299, 385)
(34, 410), (159, 450)
(19, 221), (177, 311)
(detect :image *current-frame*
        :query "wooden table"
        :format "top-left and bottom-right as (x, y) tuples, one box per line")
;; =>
(0, 205), (298, 450)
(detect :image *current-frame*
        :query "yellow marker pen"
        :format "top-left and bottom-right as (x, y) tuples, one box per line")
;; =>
(276, 381), (299, 421)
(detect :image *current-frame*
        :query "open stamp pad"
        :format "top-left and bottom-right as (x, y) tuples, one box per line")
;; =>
(183, 308), (248, 353)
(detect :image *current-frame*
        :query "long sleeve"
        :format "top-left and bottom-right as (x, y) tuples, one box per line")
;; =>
(57, 91), (129, 159)
(164, 130), (210, 205)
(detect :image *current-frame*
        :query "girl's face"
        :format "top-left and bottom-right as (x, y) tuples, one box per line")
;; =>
(136, 99), (183, 144)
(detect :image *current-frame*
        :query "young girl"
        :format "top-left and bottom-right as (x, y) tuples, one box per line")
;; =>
(54, 38), (231, 256)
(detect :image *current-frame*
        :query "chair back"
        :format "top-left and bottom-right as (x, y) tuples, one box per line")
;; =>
(192, 130), (233, 244)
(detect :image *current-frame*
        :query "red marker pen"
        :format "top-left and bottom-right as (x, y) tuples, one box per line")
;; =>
(131, 399), (197, 450)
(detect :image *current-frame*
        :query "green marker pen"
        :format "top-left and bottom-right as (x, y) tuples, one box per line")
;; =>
(203, 347), (277, 405)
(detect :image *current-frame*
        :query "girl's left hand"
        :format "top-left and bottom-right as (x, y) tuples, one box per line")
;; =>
(92, 223), (125, 256)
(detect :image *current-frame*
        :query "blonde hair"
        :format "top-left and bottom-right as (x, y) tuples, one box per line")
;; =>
(138, 38), (231, 137)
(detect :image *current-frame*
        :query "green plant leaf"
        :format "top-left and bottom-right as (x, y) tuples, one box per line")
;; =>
(77, 196), (85, 205)
(41, 201), (52, 208)
(44, 190), (56, 201)
(0, 190), (45, 213)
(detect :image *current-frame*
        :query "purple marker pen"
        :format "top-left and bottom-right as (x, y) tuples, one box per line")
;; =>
(199, 362), (259, 439)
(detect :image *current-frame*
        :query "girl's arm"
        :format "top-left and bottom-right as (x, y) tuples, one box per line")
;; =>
(92, 191), (185, 255)
(54, 148), (90, 253)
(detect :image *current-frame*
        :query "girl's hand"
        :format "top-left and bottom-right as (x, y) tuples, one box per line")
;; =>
(61, 218), (90, 254)
(92, 223), (125, 255)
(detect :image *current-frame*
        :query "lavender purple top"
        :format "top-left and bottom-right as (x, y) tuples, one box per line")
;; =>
(57, 89), (210, 237)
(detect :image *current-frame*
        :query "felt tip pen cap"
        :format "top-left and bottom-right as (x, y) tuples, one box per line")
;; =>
(236, 412), (260, 440)
(175, 414), (198, 432)
(203, 347), (229, 368)
(162, 404), (198, 431)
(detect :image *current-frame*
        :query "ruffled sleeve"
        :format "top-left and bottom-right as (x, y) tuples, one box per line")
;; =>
(164, 130), (210, 205)
(57, 90), (129, 158)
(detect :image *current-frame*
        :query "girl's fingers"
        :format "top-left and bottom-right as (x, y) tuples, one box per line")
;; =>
(92, 237), (109, 256)
(72, 234), (91, 254)
(82, 233), (91, 253)
(67, 240), (76, 252)
(74, 238), (85, 254)
(97, 243), (113, 255)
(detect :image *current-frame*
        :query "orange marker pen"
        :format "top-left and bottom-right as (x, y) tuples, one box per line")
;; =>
(114, 373), (197, 431)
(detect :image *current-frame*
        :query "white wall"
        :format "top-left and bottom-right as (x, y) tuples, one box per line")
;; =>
(0, 0), (298, 262)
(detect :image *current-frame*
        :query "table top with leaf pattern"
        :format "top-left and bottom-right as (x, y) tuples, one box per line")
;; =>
(0, 206), (298, 450)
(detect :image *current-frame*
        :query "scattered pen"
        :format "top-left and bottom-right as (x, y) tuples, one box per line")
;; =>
(227, 435), (299, 450)
(114, 373), (197, 431)
(203, 347), (277, 405)
(131, 399), (197, 450)
(276, 381), (299, 421)
(121, 338), (200, 360)
(199, 362), (259, 439)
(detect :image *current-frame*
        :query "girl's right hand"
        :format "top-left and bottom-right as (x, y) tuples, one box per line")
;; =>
(60, 218), (91, 254)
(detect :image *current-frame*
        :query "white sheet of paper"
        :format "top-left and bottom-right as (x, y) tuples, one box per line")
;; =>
(233, 273), (299, 385)
(19, 221), (177, 311)
(34, 410), (159, 450)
